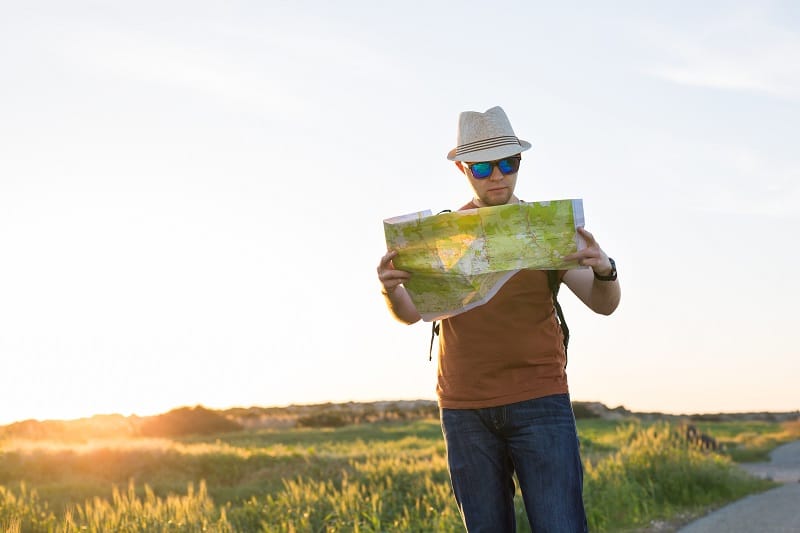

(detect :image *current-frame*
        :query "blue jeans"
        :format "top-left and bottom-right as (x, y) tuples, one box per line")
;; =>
(440, 394), (587, 532)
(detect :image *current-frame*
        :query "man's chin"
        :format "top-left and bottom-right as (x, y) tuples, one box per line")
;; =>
(483, 193), (512, 206)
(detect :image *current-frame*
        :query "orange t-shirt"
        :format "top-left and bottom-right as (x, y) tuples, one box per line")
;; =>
(437, 268), (568, 409)
(436, 200), (569, 408)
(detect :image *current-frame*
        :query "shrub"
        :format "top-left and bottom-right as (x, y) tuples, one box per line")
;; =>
(571, 402), (600, 419)
(296, 412), (348, 428)
(138, 406), (242, 437)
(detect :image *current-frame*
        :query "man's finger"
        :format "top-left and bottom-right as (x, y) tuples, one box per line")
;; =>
(380, 269), (410, 281)
(563, 249), (593, 262)
(378, 250), (398, 269)
(577, 227), (596, 245)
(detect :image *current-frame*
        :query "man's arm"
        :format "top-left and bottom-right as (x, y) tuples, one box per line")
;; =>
(377, 250), (422, 324)
(562, 227), (621, 315)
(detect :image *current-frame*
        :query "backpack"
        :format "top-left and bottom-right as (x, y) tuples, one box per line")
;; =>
(428, 269), (570, 366)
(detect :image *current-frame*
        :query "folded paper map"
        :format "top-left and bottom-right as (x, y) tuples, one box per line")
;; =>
(383, 199), (586, 321)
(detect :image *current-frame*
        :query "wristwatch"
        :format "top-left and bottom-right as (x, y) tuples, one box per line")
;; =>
(594, 257), (617, 281)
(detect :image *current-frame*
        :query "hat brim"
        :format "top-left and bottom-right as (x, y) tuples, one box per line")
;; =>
(447, 140), (532, 162)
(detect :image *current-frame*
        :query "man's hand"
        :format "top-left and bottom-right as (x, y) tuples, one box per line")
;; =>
(564, 227), (613, 277)
(377, 250), (421, 324)
(377, 250), (411, 295)
(562, 227), (620, 315)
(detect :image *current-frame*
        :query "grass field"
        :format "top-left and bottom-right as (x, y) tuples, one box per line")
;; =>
(1, 411), (798, 532)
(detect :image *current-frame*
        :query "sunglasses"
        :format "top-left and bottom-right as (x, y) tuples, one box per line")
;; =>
(465, 156), (521, 179)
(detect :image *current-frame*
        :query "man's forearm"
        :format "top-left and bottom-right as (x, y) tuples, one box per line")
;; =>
(382, 286), (422, 324)
(588, 279), (621, 315)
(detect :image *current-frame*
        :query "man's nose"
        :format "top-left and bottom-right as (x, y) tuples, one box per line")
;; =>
(488, 165), (505, 180)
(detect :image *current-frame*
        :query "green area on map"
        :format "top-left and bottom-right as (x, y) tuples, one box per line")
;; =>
(383, 199), (584, 318)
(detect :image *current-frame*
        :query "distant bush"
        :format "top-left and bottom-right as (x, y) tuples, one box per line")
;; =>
(0, 415), (138, 442)
(296, 412), (349, 428)
(0, 419), (70, 441)
(690, 413), (725, 422)
(572, 403), (600, 419)
(292, 402), (440, 428)
(386, 402), (439, 420)
(138, 406), (242, 437)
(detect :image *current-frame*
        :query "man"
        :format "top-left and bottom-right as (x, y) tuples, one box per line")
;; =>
(377, 106), (621, 532)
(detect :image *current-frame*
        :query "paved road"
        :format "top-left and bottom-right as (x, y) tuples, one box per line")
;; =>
(678, 440), (800, 533)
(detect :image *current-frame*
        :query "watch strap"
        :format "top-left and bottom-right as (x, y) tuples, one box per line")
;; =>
(594, 257), (617, 281)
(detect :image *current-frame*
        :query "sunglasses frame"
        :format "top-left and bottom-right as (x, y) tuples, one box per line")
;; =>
(465, 155), (522, 179)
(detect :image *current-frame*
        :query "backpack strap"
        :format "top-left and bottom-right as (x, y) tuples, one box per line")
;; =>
(429, 320), (439, 361)
(547, 270), (570, 368)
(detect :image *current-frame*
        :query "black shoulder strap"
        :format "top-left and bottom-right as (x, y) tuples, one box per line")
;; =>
(547, 270), (570, 368)
(429, 321), (439, 361)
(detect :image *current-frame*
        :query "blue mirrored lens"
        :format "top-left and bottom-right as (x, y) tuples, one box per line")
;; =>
(498, 159), (514, 174)
(470, 162), (493, 179)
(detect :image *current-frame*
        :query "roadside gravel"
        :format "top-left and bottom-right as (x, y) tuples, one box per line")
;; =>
(677, 440), (800, 533)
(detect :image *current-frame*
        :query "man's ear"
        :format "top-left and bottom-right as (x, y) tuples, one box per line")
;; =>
(454, 161), (466, 174)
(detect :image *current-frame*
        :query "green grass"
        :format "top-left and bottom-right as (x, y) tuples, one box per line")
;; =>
(0, 417), (796, 532)
(582, 421), (775, 531)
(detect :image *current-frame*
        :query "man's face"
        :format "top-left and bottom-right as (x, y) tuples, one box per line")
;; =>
(458, 155), (521, 207)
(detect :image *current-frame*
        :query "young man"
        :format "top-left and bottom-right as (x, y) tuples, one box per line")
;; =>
(377, 106), (621, 532)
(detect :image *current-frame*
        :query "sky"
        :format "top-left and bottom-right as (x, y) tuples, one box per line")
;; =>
(1, 1), (798, 425)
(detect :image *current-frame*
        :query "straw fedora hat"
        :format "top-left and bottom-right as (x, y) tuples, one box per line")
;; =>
(446, 106), (532, 162)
